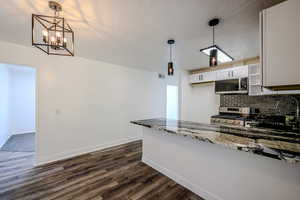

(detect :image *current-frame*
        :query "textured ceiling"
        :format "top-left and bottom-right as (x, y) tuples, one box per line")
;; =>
(0, 0), (285, 72)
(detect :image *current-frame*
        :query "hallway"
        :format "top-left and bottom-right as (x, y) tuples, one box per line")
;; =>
(1, 133), (35, 152)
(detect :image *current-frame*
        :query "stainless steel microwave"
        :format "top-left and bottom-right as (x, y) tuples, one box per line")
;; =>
(215, 77), (248, 94)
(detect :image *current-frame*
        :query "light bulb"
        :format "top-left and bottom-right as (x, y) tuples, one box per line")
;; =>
(42, 30), (48, 36)
(56, 32), (62, 44)
(50, 36), (56, 46)
(168, 62), (174, 76)
(209, 49), (218, 67)
(42, 30), (48, 43)
(63, 38), (67, 47)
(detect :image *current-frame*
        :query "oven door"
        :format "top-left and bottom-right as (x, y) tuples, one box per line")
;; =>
(215, 79), (248, 94)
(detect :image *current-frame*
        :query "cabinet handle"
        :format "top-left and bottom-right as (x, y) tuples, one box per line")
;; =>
(231, 71), (234, 77)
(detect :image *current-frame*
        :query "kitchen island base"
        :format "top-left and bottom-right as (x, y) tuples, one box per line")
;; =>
(141, 127), (300, 200)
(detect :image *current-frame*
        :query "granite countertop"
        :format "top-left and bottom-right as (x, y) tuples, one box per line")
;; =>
(131, 118), (300, 163)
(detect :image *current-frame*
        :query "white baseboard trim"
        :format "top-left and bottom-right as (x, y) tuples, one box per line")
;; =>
(0, 134), (11, 149)
(12, 131), (36, 135)
(36, 136), (141, 166)
(142, 156), (223, 200)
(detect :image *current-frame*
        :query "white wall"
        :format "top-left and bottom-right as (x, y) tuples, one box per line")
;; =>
(0, 65), (11, 148)
(180, 71), (219, 123)
(9, 66), (36, 135)
(0, 40), (166, 165)
(143, 128), (300, 200)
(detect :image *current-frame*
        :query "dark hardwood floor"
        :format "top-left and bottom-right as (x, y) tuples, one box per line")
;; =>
(0, 140), (204, 200)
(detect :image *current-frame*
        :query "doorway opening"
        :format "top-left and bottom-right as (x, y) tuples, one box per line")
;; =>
(166, 85), (179, 120)
(0, 63), (36, 165)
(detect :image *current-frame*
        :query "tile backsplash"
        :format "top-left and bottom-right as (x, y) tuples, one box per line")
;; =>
(220, 94), (300, 115)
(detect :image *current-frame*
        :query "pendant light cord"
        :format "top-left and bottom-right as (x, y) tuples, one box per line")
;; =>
(169, 44), (172, 62)
(213, 26), (215, 46)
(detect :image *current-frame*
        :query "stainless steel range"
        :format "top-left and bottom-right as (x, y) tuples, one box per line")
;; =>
(211, 106), (298, 130)
(211, 106), (258, 127)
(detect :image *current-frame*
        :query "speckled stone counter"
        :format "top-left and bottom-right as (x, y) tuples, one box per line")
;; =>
(131, 118), (300, 163)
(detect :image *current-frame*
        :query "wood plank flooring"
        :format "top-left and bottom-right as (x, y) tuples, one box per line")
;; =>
(0, 140), (204, 200)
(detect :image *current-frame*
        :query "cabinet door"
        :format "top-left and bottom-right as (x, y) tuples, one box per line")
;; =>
(232, 66), (248, 78)
(189, 71), (216, 84)
(205, 71), (216, 82)
(216, 69), (232, 80)
(189, 74), (199, 84)
(262, 0), (300, 87)
(216, 66), (248, 80)
(248, 64), (279, 96)
(190, 73), (205, 83)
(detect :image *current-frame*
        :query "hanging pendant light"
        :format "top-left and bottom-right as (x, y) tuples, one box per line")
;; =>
(32, 1), (74, 56)
(210, 48), (218, 67)
(200, 18), (233, 67)
(167, 39), (175, 76)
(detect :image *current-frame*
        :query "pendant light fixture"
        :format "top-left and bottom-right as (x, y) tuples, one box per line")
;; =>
(32, 1), (74, 56)
(200, 18), (233, 67)
(167, 39), (175, 76)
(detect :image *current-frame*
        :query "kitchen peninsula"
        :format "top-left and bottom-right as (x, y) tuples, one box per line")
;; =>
(131, 118), (300, 200)
(131, 118), (300, 162)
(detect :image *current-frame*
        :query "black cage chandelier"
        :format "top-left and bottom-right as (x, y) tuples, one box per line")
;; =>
(200, 18), (233, 67)
(32, 1), (74, 56)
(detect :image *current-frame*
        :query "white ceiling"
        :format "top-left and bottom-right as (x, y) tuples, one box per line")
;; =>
(0, 0), (285, 72)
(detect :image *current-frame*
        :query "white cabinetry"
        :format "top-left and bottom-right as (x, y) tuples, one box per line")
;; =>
(248, 64), (277, 96)
(216, 69), (231, 80)
(216, 66), (248, 81)
(190, 66), (248, 84)
(233, 66), (248, 78)
(190, 71), (216, 84)
(248, 64), (300, 96)
(261, 0), (300, 88)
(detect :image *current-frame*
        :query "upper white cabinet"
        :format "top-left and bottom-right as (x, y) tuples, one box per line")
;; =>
(261, 0), (300, 88)
(216, 69), (232, 80)
(190, 66), (248, 84)
(248, 64), (277, 96)
(216, 66), (248, 81)
(248, 64), (300, 96)
(190, 71), (216, 84)
(233, 66), (248, 78)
